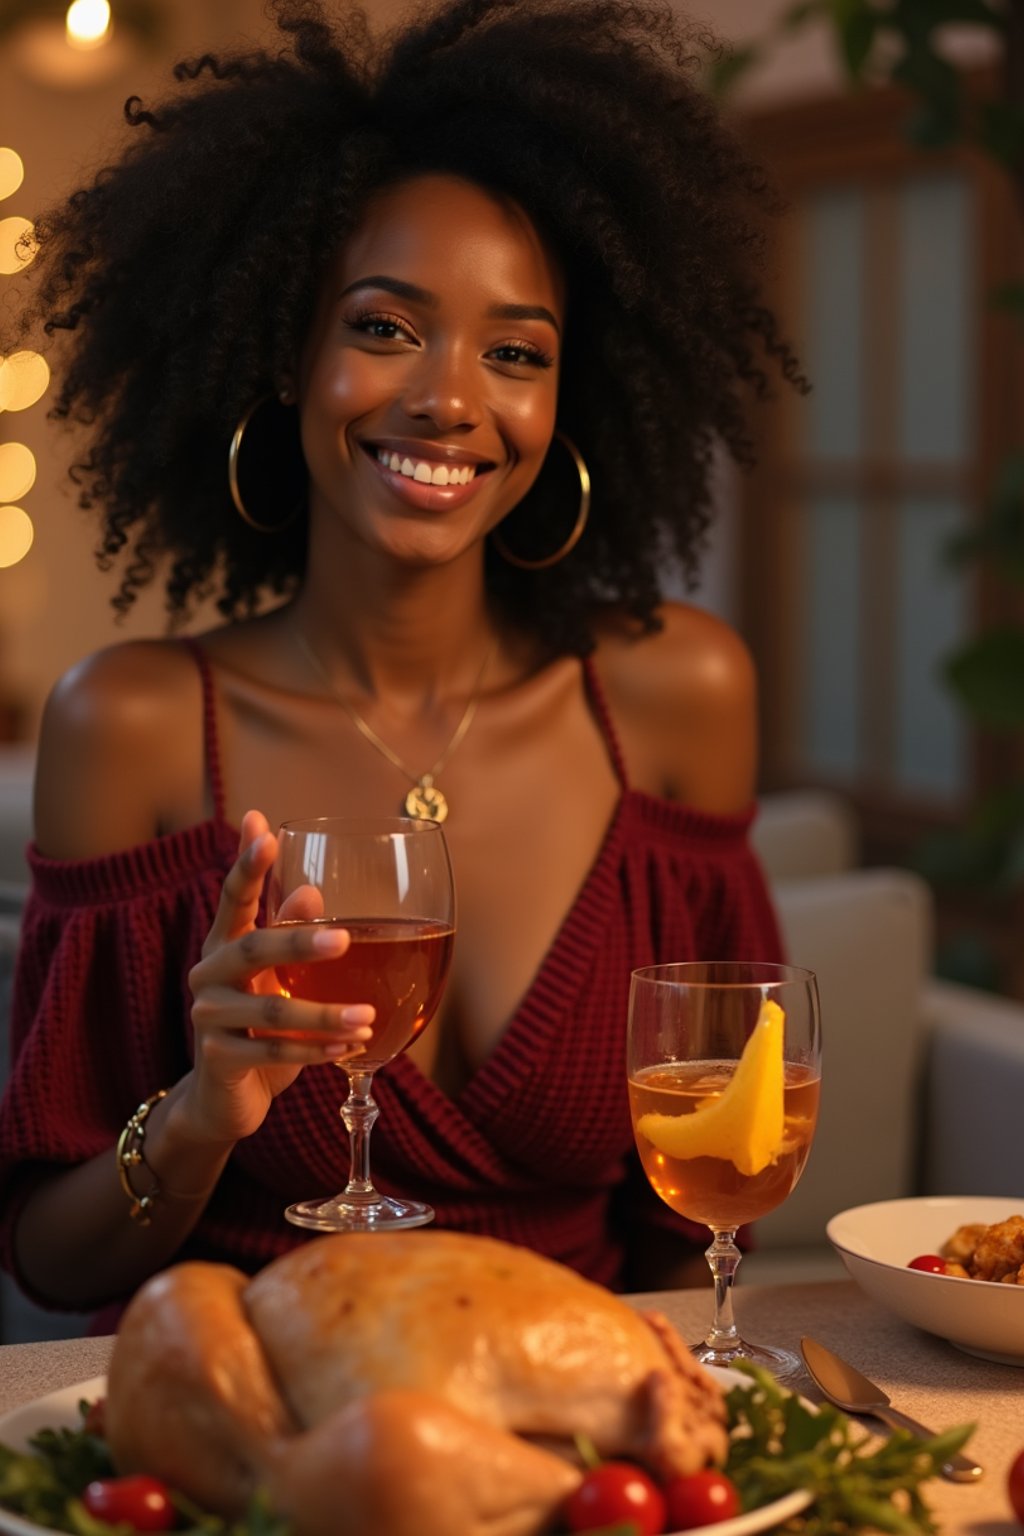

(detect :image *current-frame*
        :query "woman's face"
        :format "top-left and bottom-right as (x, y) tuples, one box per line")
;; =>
(298, 173), (564, 567)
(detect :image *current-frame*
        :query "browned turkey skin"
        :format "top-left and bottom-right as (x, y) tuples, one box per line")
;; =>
(105, 1231), (728, 1536)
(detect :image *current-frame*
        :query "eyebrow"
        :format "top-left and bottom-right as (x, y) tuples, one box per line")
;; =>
(490, 301), (561, 335)
(339, 276), (561, 335)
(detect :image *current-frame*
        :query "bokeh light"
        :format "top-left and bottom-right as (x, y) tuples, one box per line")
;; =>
(0, 148), (38, 577)
(0, 505), (34, 568)
(0, 150), (25, 202)
(0, 443), (36, 503)
(66, 0), (111, 48)
(0, 351), (50, 412)
(0, 216), (37, 275)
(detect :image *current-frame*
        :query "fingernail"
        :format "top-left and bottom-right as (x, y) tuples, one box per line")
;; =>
(312, 928), (348, 953)
(245, 833), (269, 863)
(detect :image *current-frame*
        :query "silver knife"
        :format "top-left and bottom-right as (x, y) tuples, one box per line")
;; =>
(800, 1335), (984, 1484)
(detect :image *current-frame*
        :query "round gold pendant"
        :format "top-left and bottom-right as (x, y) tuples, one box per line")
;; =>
(404, 781), (448, 822)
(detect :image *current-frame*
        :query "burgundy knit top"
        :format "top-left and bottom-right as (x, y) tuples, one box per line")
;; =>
(0, 647), (782, 1313)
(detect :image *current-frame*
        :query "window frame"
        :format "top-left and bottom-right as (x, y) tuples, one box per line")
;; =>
(735, 72), (1024, 854)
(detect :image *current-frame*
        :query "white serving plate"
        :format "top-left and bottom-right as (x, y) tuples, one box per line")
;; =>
(827, 1194), (1024, 1366)
(0, 1369), (812, 1536)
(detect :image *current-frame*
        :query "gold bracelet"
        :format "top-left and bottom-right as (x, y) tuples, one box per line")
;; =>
(116, 1090), (168, 1226)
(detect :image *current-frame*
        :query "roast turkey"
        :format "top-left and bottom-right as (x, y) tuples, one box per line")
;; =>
(105, 1231), (728, 1536)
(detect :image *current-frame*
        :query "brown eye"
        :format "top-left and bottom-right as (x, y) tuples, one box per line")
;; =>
(347, 311), (416, 344)
(489, 342), (554, 368)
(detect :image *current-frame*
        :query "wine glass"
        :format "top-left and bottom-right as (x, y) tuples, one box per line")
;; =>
(265, 816), (455, 1232)
(627, 960), (821, 1383)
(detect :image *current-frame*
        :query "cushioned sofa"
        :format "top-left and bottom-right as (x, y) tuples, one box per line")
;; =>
(747, 791), (1024, 1282)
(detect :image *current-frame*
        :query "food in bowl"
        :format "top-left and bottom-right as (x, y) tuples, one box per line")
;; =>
(939, 1214), (1024, 1283)
(827, 1195), (1024, 1366)
(907, 1213), (1024, 1282)
(103, 1231), (728, 1536)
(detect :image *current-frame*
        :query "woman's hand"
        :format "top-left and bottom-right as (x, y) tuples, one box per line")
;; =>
(179, 810), (374, 1147)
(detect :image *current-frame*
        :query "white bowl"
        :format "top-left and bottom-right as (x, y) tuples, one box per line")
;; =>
(827, 1195), (1024, 1366)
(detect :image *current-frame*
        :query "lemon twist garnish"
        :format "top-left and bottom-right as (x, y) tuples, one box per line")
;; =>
(637, 999), (786, 1176)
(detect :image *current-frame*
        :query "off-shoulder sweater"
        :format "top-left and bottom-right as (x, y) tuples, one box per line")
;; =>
(0, 647), (782, 1315)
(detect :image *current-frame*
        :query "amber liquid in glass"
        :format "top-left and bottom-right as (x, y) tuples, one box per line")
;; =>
(629, 1060), (820, 1228)
(264, 916), (453, 1068)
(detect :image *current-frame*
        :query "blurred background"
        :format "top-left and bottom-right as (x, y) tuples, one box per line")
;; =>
(0, 0), (1021, 999)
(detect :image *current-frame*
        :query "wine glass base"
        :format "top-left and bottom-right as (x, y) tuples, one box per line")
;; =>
(285, 1193), (435, 1233)
(691, 1339), (806, 1387)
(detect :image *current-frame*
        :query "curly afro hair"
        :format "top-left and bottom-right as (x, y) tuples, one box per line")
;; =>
(19, 0), (804, 656)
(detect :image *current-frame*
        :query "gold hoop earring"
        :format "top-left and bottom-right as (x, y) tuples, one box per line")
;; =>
(492, 430), (591, 570)
(228, 394), (303, 533)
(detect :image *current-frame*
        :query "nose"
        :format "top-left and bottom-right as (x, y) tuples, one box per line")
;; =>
(401, 342), (480, 433)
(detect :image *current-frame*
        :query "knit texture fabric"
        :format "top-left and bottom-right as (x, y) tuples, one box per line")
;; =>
(0, 651), (782, 1314)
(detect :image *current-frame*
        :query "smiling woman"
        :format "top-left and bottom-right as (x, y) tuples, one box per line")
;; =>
(296, 176), (562, 568)
(0, 0), (804, 1326)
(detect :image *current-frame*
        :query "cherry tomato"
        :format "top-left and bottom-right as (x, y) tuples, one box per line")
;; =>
(564, 1462), (667, 1534)
(664, 1469), (742, 1529)
(82, 1474), (175, 1531)
(907, 1254), (948, 1274)
(1008, 1447), (1024, 1526)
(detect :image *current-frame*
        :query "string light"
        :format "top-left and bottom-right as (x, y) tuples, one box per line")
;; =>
(0, 150), (25, 203)
(0, 353), (49, 414)
(0, 444), (36, 503)
(0, 352), (50, 413)
(0, 216), (37, 275)
(65, 0), (111, 49)
(0, 147), (43, 571)
(0, 506), (34, 568)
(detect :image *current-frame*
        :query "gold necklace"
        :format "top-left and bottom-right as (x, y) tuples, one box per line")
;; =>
(295, 629), (496, 823)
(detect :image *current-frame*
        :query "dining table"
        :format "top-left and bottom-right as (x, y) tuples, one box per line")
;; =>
(1, 1277), (1021, 1534)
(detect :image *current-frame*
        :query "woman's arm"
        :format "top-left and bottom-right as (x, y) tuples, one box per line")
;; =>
(13, 1078), (234, 1307)
(10, 649), (371, 1308)
(14, 809), (373, 1308)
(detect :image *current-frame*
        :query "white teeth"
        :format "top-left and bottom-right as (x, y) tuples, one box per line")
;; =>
(374, 450), (479, 486)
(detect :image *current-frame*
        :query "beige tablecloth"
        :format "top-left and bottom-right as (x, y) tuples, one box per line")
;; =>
(1, 1280), (1021, 1533)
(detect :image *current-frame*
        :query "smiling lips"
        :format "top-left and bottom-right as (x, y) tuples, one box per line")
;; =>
(364, 442), (495, 511)
(375, 448), (478, 487)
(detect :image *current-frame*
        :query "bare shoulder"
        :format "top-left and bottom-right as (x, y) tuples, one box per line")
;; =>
(591, 603), (758, 814)
(594, 603), (756, 710)
(34, 639), (205, 859)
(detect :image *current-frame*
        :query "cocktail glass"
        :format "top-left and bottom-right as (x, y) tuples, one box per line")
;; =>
(628, 960), (821, 1382)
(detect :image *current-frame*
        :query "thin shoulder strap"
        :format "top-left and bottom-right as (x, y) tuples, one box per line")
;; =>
(181, 637), (227, 826)
(581, 653), (629, 789)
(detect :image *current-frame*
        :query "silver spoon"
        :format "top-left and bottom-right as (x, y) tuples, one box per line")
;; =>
(800, 1335), (984, 1484)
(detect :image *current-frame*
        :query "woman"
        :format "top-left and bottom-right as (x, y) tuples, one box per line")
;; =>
(0, 0), (799, 1322)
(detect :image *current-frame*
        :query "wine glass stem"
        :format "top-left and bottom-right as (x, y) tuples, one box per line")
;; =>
(705, 1228), (742, 1351)
(339, 1069), (379, 1198)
